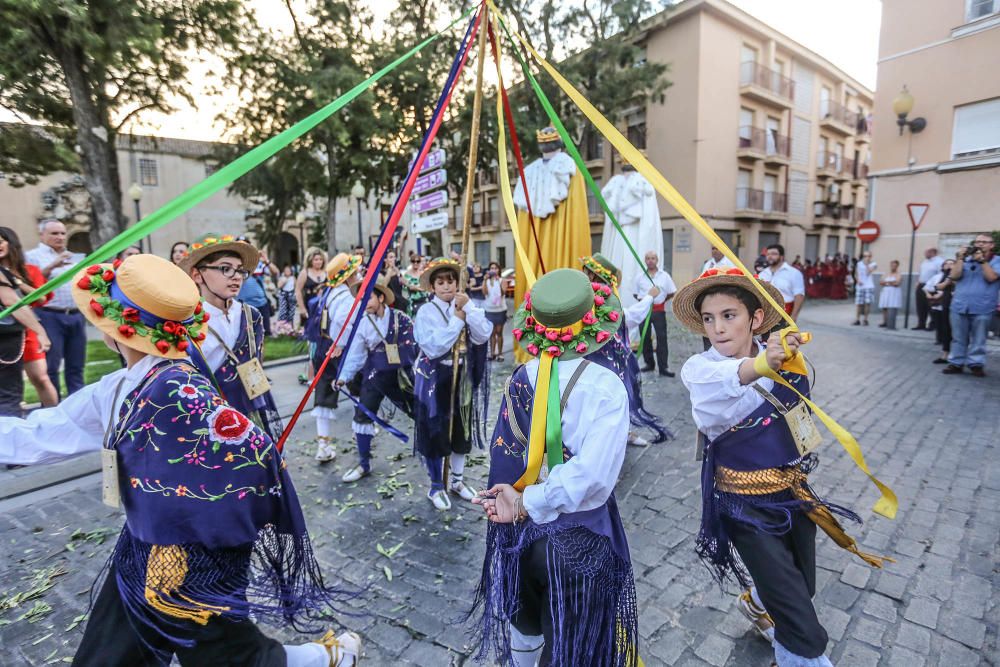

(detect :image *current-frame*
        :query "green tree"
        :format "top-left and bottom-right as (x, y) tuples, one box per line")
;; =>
(0, 0), (250, 245)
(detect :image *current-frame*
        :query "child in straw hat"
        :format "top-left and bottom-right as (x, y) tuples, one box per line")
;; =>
(179, 233), (284, 442)
(333, 273), (418, 483)
(674, 267), (886, 667)
(470, 268), (639, 667)
(412, 257), (492, 510)
(0, 254), (360, 666)
(306, 252), (363, 463)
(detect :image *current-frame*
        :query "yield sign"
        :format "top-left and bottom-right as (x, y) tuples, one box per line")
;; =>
(907, 203), (929, 230)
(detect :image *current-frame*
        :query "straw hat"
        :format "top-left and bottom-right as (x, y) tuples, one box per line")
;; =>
(672, 267), (786, 335)
(351, 273), (395, 306)
(178, 233), (260, 273)
(419, 257), (462, 293)
(72, 254), (208, 359)
(536, 126), (560, 144)
(511, 269), (622, 361)
(326, 253), (363, 289)
(580, 253), (621, 288)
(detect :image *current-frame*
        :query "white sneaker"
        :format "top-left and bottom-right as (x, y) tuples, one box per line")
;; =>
(341, 465), (370, 483)
(737, 589), (775, 644)
(449, 480), (476, 501)
(627, 432), (651, 447)
(318, 629), (362, 666)
(314, 439), (336, 463)
(428, 489), (452, 510)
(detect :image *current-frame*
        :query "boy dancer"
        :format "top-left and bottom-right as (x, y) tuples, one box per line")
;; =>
(0, 254), (359, 666)
(179, 234), (283, 441)
(412, 257), (491, 510)
(334, 274), (417, 483)
(674, 267), (887, 666)
(308, 253), (363, 463)
(580, 253), (671, 445)
(471, 269), (639, 667)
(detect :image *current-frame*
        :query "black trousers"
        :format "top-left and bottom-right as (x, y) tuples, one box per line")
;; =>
(354, 370), (414, 424)
(915, 284), (930, 328)
(73, 568), (286, 667)
(640, 310), (669, 371)
(723, 508), (828, 659)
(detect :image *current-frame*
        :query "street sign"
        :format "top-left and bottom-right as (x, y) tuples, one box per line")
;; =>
(412, 169), (446, 196)
(857, 220), (880, 243)
(409, 148), (446, 174)
(907, 203), (929, 230)
(412, 211), (449, 234)
(412, 189), (448, 214)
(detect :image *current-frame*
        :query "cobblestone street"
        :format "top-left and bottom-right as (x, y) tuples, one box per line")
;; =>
(1, 303), (997, 666)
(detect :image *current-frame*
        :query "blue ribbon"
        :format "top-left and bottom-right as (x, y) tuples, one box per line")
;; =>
(109, 281), (196, 329)
(337, 388), (409, 444)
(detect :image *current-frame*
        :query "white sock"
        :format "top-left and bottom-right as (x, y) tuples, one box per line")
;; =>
(316, 416), (333, 439)
(283, 643), (330, 667)
(449, 453), (466, 482)
(510, 626), (543, 667)
(751, 586), (766, 612)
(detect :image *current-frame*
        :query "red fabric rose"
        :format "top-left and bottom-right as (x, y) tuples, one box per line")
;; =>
(512, 328), (524, 341)
(596, 330), (610, 343)
(593, 294), (606, 306)
(86, 265), (102, 276)
(608, 310), (620, 322)
(102, 270), (115, 282)
(209, 406), (252, 444)
(176, 339), (189, 352)
(559, 333), (573, 342)
(582, 312), (597, 325)
(89, 300), (104, 317)
(545, 329), (559, 341)
(112, 259), (122, 269)
(163, 321), (178, 334)
(525, 316), (535, 326)
(526, 343), (539, 355)
(575, 342), (588, 353)
(201, 311), (210, 322)
(195, 331), (206, 341)
(76, 277), (92, 290)
(534, 324), (546, 334)
(591, 282), (602, 291)
(194, 302), (203, 314)
(546, 345), (561, 357)
(175, 326), (188, 338)
(155, 340), (171, 354)
(118, 324), (135, 338)
(601, 285), (612, 296)
(122, 307), (140, 322)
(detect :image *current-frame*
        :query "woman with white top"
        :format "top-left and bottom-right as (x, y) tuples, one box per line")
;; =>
(878, 260), (903, 329)
(276, 265), (297, 333)
(482, 261), (507, 361)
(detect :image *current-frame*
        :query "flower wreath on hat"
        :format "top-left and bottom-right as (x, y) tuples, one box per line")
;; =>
(580, 255), (618, 291)
(512, 281), (619, 359)
(189, 234), (236, 252)
(76, 259), (209, 355)
(328, 255), (362, 287)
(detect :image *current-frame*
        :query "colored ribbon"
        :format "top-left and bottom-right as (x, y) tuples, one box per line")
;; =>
(0, 5), (478, 321)
(514, 352), (558, 491)
(501, 12), (896, 520)
(337, 388), (409, 444)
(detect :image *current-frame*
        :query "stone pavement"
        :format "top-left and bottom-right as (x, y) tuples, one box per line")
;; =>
(1, 303), (997, 666)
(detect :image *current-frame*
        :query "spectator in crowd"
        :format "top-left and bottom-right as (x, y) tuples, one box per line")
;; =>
(275, 265), (298, 335)
(0, 227), (56, 406)
(25, 220), (86, 398)
(467, 261), (485, 308)
(382, 250), (408, 312)
(924, 259), (955, 364)
(634, 250), (677, 377)
(0, 262), (50, 417)
(758, 244), (805, 319)
(296, 247), (328, 327)
(402, 253), (428, 317)
(168, 241), (189, 265)
(482, 261), (507, 361)
(701, 246), (735, 273)
(943, 234), (1000, 377)
(853, 251), (876, 326)
(117, 245), (141, 261)
(914, 247), (944, 330)
(878, 260), (903, 329)
(239, 248), (278, 336)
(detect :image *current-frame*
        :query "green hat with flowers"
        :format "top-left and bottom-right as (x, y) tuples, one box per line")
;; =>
(580, 253), (622, 288)
(511, 268), (622, 361)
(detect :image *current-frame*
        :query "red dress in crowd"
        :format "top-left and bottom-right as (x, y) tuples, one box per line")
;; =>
(805, 264), (821, 299)
(829, 262), (848, 300)
(22, 264), (52, 363)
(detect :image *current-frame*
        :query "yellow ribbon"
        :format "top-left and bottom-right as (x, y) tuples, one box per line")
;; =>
(489, 9), (537, 290)
(505, 19), (896, 520)
(513, 351), (553, 491)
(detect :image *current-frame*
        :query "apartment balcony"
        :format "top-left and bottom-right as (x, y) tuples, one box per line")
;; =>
(816, 150), (841, 179)
(835, 156), (855, 182)
(853, 162), (869, 183)
(852, 207), (867, 224)
(735, 188), (788, 221)
(737, 127), (791, 165)
(819, 100), (859, 136)
(739, 62), (795, 109)
(812, 201), (846, 226)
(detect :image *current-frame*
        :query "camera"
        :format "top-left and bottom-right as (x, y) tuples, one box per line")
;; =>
(964, 245), (979, 258)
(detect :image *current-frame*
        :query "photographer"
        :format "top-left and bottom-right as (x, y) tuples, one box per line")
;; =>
(943, 234), (1000, 377)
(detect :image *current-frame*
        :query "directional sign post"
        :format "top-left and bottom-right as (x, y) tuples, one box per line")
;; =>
(903, 203), (930, 329)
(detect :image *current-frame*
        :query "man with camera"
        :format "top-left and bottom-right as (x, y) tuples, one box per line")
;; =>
(943, 233), (1000, 377)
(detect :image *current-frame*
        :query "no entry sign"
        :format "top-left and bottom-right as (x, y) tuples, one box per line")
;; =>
(857, 220), (880, 243)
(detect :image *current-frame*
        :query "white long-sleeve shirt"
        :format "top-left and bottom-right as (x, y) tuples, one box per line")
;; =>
(413, 295), (491, 361)
(337, 308), (393, 381)
(632, 269), (677, 306)
(624, 293), (655, 329)
(0, 355), (163, 466)
(323, 284), (357, 343)
(680, 343), (772, 441)
(520, 358), (630, 524)
(197, 299), (244, 371)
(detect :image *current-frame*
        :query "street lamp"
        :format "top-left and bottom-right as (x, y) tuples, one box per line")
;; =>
(294, 211), (307, 267)
(350, 180), (365, 250)
(892, 85), (927, 136)
(127, 182), (146, 252)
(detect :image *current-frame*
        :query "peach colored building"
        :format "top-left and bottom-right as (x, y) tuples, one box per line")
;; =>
(446, 0), (874, 281)
(867, 0), (1000, 266)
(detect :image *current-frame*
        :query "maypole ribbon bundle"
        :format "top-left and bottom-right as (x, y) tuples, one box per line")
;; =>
(0, 5), (478, 321)
(497, 11), (896, 519)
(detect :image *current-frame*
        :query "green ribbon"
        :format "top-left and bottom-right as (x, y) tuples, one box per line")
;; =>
(496, 14), (654, 352)
(0, 5), (476, 320)
(545, 356), (563, 472)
